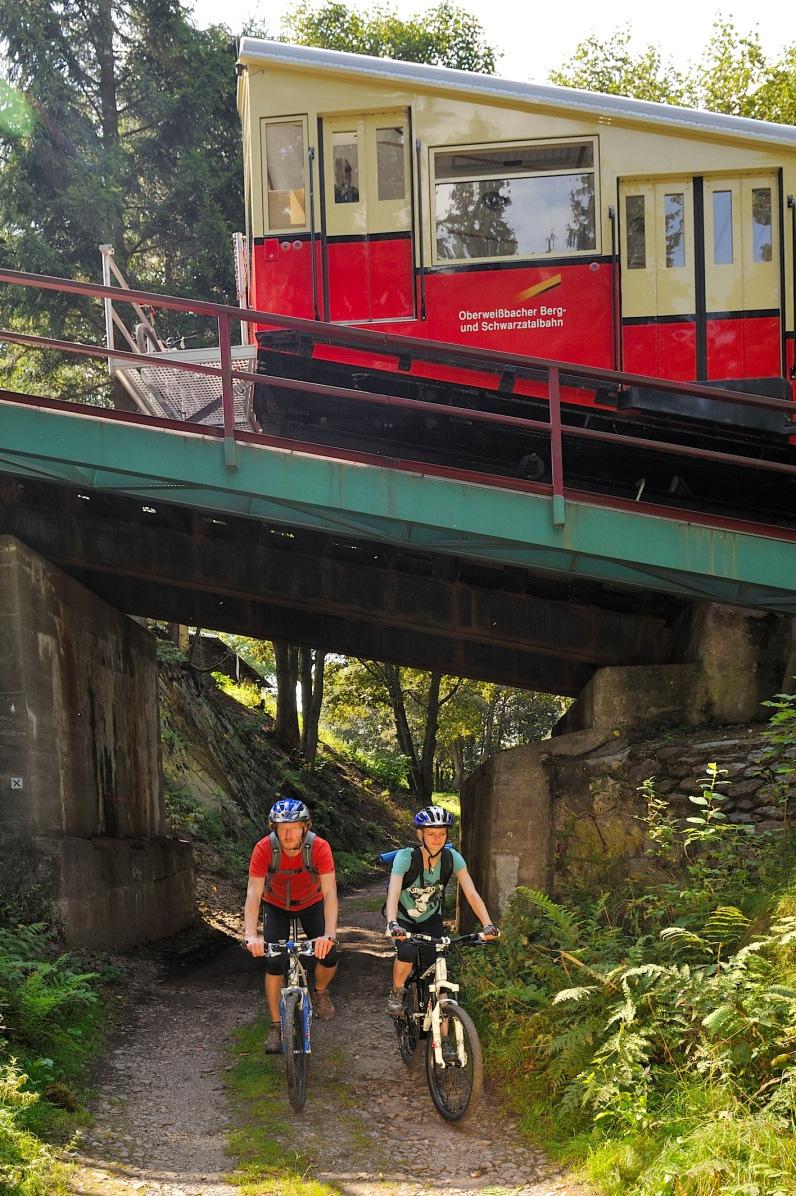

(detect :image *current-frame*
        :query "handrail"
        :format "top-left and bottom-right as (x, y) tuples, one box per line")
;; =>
(0, 266), (794, 532)
(1, 266), (793, 414)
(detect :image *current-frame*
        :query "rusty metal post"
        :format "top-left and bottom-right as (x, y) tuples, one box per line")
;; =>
(548, 366), (565, 526)
(218, 314), (238, 470)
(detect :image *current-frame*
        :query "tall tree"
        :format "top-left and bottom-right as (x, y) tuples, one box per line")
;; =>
(549, 20), (796, 122)
(283, 1), (499, 73)
(273, 640), (301, 753)
(0, 0), (243, 398)
(299, 647), (327, 769)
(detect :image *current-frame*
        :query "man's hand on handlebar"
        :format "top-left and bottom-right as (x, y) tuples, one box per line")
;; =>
(244, 934), (265, 957)
(314, 934), (337, 960)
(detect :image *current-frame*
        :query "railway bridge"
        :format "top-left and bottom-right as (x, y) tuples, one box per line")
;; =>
(1, 268), (795, 945)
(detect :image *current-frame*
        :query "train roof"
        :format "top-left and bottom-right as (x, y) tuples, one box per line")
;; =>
(237, 37), (796, 150)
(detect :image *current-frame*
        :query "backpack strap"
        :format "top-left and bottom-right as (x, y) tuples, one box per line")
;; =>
(399, 844), (425, 891)
(266, 830), (280, 877)
(302, 830), (318, 879)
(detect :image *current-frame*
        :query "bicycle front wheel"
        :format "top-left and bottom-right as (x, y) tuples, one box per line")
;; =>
(425, 1000), (483, 1122)
(395, 982), (420, 1066)
(283, 992), (308, 1112)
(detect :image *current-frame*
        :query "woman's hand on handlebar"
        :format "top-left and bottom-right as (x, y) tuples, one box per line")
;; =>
(387, 920), (408, 940)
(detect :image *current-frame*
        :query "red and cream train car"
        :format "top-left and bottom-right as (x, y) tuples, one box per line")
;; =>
(234, 39), (796, 494)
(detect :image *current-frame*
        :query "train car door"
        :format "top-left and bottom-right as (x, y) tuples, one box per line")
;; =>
(619, 174), (782, 384)
(321, 111), (414, 322)
(703, 174), (781, 380)
(619, 177), (697, 380)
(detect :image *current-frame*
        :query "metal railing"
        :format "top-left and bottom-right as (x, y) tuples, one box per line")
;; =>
(0, 265), (794, 528)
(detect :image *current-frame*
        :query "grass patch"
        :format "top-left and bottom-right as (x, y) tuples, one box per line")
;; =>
(225, 1018), (341, 1196)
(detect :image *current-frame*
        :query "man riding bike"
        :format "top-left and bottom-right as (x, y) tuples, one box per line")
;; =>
(244, 797), (339, 1051)
(384, 804), (499, 1016)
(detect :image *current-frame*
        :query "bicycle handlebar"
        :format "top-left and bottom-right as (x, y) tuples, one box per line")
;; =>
(241, 938), (316, 957)
(397, 931), (496, 947)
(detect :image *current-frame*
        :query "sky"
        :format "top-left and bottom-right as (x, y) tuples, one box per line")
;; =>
(187, 0), (791, 84)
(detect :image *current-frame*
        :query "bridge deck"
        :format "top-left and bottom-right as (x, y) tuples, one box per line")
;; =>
(1, 392), (794, 613)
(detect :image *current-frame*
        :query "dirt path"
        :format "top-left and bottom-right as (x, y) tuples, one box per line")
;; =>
(67, 888), (592, 1196)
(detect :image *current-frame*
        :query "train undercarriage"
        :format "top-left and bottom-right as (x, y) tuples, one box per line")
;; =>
(253, 333), (796, 529)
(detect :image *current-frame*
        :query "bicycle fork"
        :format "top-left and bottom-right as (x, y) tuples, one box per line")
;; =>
(279, 985), (313, 1054)
(424, 977), (468, 1068)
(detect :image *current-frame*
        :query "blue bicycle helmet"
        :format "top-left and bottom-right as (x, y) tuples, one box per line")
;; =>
(413, 804), (454, 828)
(269, 797), (311, 826)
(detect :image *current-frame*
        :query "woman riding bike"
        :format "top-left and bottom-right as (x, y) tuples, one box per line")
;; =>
(384, 804), (498, 1016)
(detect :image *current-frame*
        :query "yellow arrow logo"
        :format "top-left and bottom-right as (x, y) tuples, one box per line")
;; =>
(516, 274), (562, 301)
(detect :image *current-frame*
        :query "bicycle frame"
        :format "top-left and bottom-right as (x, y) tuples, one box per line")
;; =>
(266, 920), (315, 1054)
(409, 933), (484, 1069)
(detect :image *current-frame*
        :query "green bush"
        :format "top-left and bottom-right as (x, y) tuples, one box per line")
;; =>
(464, 712), (796, 1195)
(0, 1057), (68, 1196)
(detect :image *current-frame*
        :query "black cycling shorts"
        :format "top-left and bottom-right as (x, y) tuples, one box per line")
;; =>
(262, 899), (339, 976)
(394, 912), (445, 968)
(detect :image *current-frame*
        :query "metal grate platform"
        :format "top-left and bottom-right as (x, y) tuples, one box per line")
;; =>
(113, 345), (257, 430)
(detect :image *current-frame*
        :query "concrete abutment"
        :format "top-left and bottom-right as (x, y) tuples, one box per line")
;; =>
(460, 604), (796, 929)
(0, 536), (195, 946)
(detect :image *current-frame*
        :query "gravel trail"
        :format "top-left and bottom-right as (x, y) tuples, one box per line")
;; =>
(67, 887), (593, 1196)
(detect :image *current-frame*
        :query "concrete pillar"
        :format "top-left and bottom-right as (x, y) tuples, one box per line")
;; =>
(684, 605), (796, 723)
(0, 536), (194, 946)
(459, 728), (611, 930)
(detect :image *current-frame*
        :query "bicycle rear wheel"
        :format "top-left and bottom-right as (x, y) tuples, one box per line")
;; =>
(395, 981), (420, 1066)
(283, 991), (308, 1112)
(425, 1000), (483, 1122)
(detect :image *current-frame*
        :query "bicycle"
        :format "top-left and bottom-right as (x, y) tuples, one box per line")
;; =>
(263, 918), (316, 1112)
(392, 931), (493, 1122)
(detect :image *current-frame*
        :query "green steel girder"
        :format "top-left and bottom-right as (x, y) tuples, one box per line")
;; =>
(1, 400), (794, 612)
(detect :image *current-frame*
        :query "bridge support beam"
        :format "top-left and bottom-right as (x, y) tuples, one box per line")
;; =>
(557, 603), (796, 735)
(0, 536), (194, 947)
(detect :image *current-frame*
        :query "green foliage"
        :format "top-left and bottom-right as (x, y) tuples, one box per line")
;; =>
(213, 675), (266, 710)
(550, 18), (796, 124)
(0, 1058), (69, 1196)
(155, 638), (188, 665)
(283, 1), (498, 73)
(0, 0), (242, 396)
(465, 697), (796, 1193)
(163, 782), (227, 844)
(0, 923), (104, 1193)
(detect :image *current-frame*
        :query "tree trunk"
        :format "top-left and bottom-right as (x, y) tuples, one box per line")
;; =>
(299, 648), (326, 770)
(419, 673), (442, 801)
(273, 640), (300, 753)
(452, 736), (465, 794)
(382, 665), (425, 799)
(94, 0), (119, 148)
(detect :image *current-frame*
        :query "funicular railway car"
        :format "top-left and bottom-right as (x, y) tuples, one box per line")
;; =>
(234, 38), (796, 520)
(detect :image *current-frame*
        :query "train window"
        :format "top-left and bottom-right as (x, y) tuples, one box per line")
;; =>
(664, 193), (685, 268)
(265, 120), (306, 229)
(713, 190), (733, 265)
(625, 195), (646, 269)
(377, 127), (405, 201)
(752, 187), (772, 262)
(433, 139), (597, 262)
(333, 132), (360, 203)
(435, 142), (593, 179)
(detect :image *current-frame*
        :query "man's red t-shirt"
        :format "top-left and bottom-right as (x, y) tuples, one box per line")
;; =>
(249, 834), (335, 911)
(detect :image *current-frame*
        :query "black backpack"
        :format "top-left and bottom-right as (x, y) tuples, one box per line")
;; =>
(264, 829), (321, 907)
